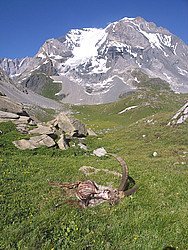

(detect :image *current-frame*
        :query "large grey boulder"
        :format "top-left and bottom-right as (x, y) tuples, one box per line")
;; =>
(0, 111), (20, 119)
(13, 134), (55, 150)
(51, 112), (88, 137)
(0, 96), (24, 114)
(29, 124), (53, 135)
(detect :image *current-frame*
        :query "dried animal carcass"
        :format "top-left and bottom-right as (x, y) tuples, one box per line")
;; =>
(48, 153), (138, 209)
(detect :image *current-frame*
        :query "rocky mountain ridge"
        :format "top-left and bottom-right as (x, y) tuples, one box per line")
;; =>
(0, 16), (188, 105)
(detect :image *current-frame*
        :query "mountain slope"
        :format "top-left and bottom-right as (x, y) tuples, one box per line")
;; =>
(0, 16), (188, 105)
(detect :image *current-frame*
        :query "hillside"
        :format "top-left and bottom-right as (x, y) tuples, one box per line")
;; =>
(0, 90), (187, 249)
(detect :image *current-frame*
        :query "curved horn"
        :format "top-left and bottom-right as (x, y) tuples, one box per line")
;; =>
(107, 153), (128, 191)
(124, 185), (138, 196)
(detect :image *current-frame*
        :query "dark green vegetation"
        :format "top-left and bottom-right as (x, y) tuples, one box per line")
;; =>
(0, 90), (187, 249)
(131, 69), (171, 91)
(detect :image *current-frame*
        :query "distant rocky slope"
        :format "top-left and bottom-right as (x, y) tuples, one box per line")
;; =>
(0, 16), (188, 105)
(0, 67), (67, 115)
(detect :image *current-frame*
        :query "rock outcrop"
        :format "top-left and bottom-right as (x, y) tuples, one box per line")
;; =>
(13, 135), (56, 150)
(48, 112), (88, 137)
(0, 96), (25, 114)
(0, 94), (94, 150)
(167, 102), (188, 126)
(12, 111), (89, 150)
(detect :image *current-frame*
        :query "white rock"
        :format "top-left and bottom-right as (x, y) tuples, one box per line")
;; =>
(153, 152), (158, 157)
(93, 147), (107, 157)
(78, 142), (87, 150)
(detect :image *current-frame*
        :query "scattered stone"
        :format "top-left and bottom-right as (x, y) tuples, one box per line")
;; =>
(93, 147), (107, 157)
(87, 128), (97, 136)
(78, 143), (87, 150)
(16, 124), (30, 134)
(147, 119), (153, 123)
(153, 152), (158, 157)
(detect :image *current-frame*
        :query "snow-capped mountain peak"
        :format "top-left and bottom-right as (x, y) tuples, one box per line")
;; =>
(0, 16), (188, 105)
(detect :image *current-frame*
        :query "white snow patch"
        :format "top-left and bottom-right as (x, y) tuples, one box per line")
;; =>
(30, 65), (41, 72)
(172, 43), (178, 55)
(43, 60), (49, 65)
(122, 17), (136, 22)
(49, 53), (63, 60)
(177, 67), (188, 76)
(136, 60), (142, 68)
(53, 80), (62, 83)
(139, 31), (163, 49)
(118, 105), (138, 114)
(134, 77), (140, 83)
(19, 58), (26, 67)
(163, 73), (172, 83)
(37, 53), (46, 59)
(89, 58), (110, 74)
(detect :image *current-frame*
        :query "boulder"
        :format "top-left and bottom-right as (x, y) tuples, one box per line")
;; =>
(153, 152), (158, 157)
(13, 139), (37, 150)
(13, 134), (55, 150)
(87, 128), (97, 136)
(93, 147), (107, 157)
(0, 111), (19, 119)
(0, 96), (24, 114)
(15, 116), (31, 124)
(57, 134), (69, 150)
(55, 112), (87, 137)
(29, 124), (53, 135)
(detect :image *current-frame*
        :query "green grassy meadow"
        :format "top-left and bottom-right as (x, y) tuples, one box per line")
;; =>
(0, 90), (187, 249)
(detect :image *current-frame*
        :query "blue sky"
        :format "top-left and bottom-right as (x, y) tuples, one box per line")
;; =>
(0, 0), (188, 59)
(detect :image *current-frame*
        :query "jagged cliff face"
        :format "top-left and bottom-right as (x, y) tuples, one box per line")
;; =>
(0, 57), (32, 78)
(0, 16), (188, 104)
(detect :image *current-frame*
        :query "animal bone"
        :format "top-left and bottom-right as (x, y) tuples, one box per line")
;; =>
(79, 165), (122, 177)
(48, 153), (138, 208)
